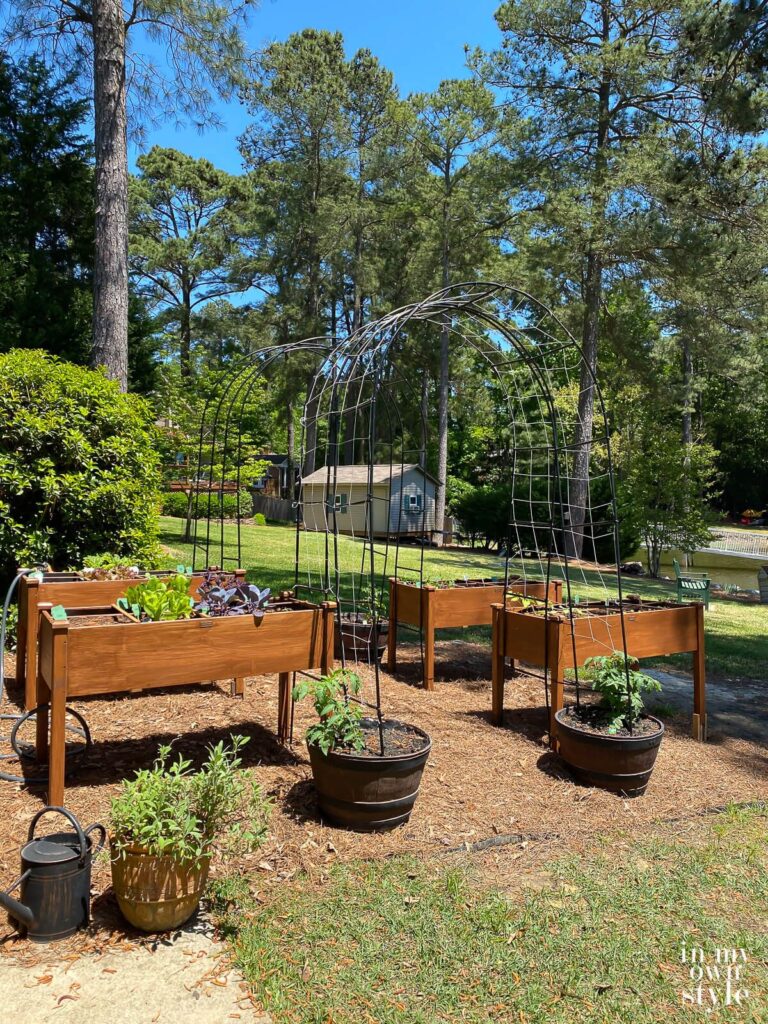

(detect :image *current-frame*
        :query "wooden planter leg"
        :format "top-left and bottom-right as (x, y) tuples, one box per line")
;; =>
(421, 586), (436, 691)
(386, 578), (397, 672)
(23, 578), (41, 712)
(277, 672), (291, 743)
(548, 624), (563, 752)
(691, 603), (707, 741)
(491, 604), (505, 725)
(231, 677), (245, 698)
(48, 678), (67, 807)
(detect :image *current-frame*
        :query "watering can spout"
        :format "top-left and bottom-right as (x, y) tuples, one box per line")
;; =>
(0, 870), (35, 926)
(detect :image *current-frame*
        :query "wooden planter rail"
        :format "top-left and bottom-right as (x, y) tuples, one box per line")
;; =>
(491, 601), (706, 745)
(34, 599), (336, 805)
(15, 569), (232, 712)
(387, 576), (563, 689)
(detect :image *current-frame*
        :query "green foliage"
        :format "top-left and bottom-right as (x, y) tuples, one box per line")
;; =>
(0, 55), (93, 363)
(110, 737), (270, 866)
(129, 147), (253, 378)
(0, 349), (161, 580)
(292, 669), (366, 756)
(161, 489), (252, 519)
(123, 574), (193, 621)
(620, 426), (718, 576)
(253, 512), (267, 526)
(584, 652), (662, 733)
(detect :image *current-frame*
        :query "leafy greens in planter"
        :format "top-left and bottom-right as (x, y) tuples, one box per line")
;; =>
(584, 652), (662, 733)
(292, 669), (365, 755)
(122, 574), (194, 621)
(196, 570), (270, 618)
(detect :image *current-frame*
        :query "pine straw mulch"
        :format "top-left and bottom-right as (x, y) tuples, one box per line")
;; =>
(1, 641), (766, 967)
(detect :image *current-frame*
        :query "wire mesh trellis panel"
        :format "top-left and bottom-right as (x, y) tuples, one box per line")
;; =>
(294, 281), (631, 732)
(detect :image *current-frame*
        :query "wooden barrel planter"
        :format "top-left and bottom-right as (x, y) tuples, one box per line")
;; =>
(554, 709), (664, 797)
(111, 847), (211, 932)
(334, 613), (388, 664)
(307, 719), (431, 831)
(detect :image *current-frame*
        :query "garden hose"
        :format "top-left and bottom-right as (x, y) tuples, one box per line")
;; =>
(0, 568), (92, 784)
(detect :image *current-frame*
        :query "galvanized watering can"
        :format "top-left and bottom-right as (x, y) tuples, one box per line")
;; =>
(0, 806), (106, 942)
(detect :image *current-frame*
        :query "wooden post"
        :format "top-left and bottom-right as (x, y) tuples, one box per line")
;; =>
(277, 672), (291, 743)
(19, 573), (41, 712)
(231, 677), (245, 698)
(321, 602), (336, 676)
(386, 578), (397, 672)
(548, 621), (563, 752)
(691, 602), (707, 741)
(491, 604), (505, 725)
(45, 612), (69, 806)
(421, 585), (436, 691)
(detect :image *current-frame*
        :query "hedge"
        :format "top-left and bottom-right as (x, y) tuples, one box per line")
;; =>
(0, 349), (161, 578)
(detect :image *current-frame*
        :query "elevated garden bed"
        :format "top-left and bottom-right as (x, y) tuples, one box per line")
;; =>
(15, 568), (227, 711)
(34, 596), (335, 805)
(387, 576), (563, 689)
(491, 598), (706, 745)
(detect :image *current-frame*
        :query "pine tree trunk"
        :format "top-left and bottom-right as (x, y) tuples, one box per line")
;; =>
(681, 336), (693, 445)
(286, 400), (295, 501)
(434, 171), (451, 547)
(565, 6), (611, 559)
(566, 248), (602, 558)
(92, 0), (129, 391)
(180, 281), (192, 379)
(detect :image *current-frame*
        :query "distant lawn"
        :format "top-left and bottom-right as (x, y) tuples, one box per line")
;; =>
(159, 518), (767, 681)
(210, 804), (768, 1024)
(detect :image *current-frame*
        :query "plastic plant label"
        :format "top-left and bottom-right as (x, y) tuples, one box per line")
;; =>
(176, 564), (186, 574)
(29, 571), (44, 581)
(50, 605), (68, 621)
(131, 604), (141, 618)
(116, 597), (129, 611)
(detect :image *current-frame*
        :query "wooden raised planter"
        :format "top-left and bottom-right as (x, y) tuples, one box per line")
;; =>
(15, 568), (225, 711)
(387, 576), (563, 689)
(491, 600), (706, 745)
(34, 598), (336, 805)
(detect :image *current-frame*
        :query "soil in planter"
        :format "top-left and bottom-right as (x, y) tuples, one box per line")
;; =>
(349, 721), (430, 758)
(560, 704), (662, 739)
(67, 612), (136, 628)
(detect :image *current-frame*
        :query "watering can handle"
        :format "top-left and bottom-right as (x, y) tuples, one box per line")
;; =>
(0, 869), (34, 926)
(84, 823), (107, 855)
(28, 806), (88, 864)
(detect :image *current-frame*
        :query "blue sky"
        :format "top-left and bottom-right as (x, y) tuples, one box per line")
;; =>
(130, 0), (502, 174)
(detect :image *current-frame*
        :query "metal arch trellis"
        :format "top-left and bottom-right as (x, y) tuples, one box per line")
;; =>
(294, 281), (632, 737)
(194, 282), (633, 746)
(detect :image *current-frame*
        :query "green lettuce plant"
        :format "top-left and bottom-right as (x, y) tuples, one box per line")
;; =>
(123, 574), (193, 621)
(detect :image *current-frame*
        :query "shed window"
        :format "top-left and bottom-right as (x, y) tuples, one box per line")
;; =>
(328, 492), (348, 513)
(403, 492), (422, 512)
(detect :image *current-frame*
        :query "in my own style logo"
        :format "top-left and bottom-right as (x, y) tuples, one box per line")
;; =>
(681, 943), (750, 1012)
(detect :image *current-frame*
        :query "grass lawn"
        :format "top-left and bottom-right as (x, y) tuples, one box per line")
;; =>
(210, 805), (768, 1024)
(159, 518), (767, 681)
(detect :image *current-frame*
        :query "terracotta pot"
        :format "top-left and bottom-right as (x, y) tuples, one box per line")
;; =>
(308, 719), (431, 831)
(110, 845), (210, 932)
(555, 709), (664, 797)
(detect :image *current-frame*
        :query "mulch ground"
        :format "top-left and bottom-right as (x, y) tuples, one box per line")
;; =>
(1, 640), (766, 966)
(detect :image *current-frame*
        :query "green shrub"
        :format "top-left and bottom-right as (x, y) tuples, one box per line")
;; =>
(254, 512), (266, 526)
(0, 349), (161, 579)
(161, 490), (189, 518)
(161, 489), (253, 520)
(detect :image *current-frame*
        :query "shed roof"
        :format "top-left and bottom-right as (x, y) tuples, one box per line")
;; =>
(302, 463), (440, 486)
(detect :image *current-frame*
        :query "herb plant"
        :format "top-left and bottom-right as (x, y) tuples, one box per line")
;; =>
(110, 736), (271, 865)
(122, 574), (194, 621)
(292, 669), (366, 755)
(584, 652), (662, 733)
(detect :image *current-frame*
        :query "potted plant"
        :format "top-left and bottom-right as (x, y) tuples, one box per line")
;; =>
(334, 611), (389, 664)
(109, 736), (270, 932)
(293, 669), (431, 832)
(554, 651), (664, 797)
